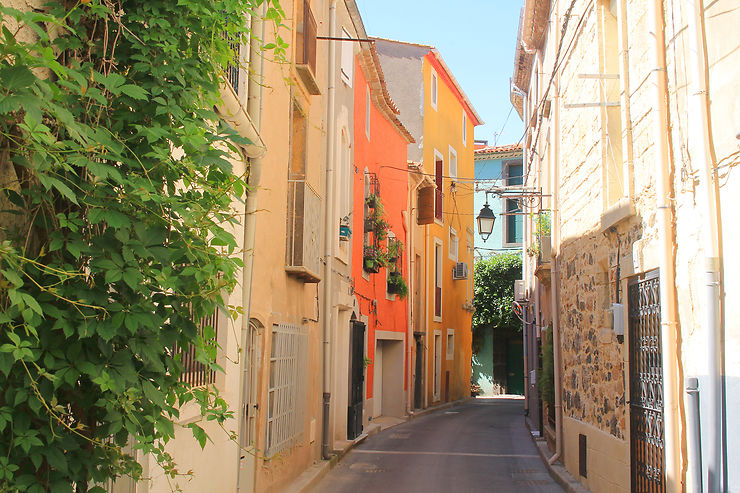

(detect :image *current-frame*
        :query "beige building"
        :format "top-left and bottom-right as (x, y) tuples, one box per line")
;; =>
(513, 0), (739, 492)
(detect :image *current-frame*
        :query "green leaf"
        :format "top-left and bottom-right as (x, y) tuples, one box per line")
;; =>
(142, 380), (166, 408)
(188, 423), (208, 449)
(0, 65), (36, 90)
(120, 84), (149, 100)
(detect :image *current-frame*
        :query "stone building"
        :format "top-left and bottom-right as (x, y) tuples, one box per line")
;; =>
(512, 0), (739, 492)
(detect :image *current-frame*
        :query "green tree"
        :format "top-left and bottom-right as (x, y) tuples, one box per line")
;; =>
(472, 253), (522, 353)
(0, 0), (284, 490)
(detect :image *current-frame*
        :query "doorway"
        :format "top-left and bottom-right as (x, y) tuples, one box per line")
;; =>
(628, 272), (665, 493)
(347, 320), (365, 440)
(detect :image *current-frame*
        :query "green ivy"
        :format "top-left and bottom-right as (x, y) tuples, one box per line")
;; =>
(0, 0), (284, 490)
(472, 253), (522, 353)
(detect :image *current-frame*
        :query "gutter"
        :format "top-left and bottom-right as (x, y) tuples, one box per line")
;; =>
(648, 1), (682, 490)
(548, 28), (563, 464)
(236, 5), (266, 492)
(686, 0), (724, 489)
(321, 0), (338, 461)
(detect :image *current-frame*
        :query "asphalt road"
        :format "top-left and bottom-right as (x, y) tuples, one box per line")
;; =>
(310, 398), (564, 493)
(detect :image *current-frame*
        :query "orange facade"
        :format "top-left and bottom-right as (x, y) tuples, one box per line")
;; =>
(352, 53), (411, 406)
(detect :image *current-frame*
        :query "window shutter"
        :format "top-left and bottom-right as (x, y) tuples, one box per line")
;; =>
(417, 186), (435, 225)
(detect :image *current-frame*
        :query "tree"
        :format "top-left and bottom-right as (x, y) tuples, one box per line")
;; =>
(472, 253), (522, 353)
(0, 0), (284, 490)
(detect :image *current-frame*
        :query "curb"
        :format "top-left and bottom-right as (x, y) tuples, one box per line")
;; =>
(284, 398), (471, 493)
(525, 420), (590, 493)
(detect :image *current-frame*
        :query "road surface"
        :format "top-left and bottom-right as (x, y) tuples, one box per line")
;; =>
(310, 397), (564, 493)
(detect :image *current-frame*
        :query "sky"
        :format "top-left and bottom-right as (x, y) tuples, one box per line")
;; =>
(355, 0), (525, 147)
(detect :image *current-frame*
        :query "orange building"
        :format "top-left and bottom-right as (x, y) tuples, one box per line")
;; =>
(374, 39), (482, 410)
(350, 44), (415, 435)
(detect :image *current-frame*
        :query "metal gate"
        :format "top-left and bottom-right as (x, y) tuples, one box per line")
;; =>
(628, 272), (665, 493)
(347, 321), (365, 440)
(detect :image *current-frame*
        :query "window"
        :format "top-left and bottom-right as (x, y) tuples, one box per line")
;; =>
(462, 111), (467, 147)
(434, 150), (443, 221)
(449, 228), (458, 261)
(240, 320), (261, 451)
(294, 0), (319, 94)
(434, 240), (442, 320)
(503, 162), (524, 247)
(340, 27), (353, 86)
(431, 69), (438, 110)
(365, 85), (371, 140)
(448, 146), (457, 180)
(433, 331), (442, 400)
(266, 322), (308, 457)
(177, 307), (220, 387)
(286, 101), (321, 282)
(598, 0), (624, 207)
(446, 329), (454, 360)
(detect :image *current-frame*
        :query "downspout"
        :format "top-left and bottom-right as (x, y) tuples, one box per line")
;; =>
(686, 0), (723, 490)
(521, 92), (531, 418)
(548, 37), (563, 466)
(648, 1), (682, 490)
(406, 177), (422, 416)
(321, 0), (338, 461)
(237, 6), (266, 492)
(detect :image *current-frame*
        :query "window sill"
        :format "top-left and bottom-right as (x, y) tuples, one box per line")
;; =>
(600, 198), (635, 233)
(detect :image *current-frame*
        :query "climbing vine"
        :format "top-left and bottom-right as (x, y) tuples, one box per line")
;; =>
(0, 0), (284, 490)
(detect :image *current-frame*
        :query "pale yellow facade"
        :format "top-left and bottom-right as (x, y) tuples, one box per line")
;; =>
(514, 0), (740, 492)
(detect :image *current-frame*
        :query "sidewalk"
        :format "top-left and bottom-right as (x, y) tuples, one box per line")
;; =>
(281, 398), (472, 493)
(525, 419), (590, 493)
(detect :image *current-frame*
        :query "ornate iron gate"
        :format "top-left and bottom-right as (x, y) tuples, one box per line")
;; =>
(628, 272), (665, 493)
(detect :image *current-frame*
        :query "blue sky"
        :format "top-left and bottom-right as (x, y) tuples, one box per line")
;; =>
(355, 0), (525, 146)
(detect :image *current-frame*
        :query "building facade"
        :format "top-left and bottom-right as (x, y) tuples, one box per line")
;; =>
(473, 143), (524, 258)
(375, 39), (482, 410)
(513, 1), (739, 492)
(351, 43), (415, 435)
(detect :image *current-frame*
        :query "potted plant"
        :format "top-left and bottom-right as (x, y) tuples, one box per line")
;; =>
(363, 246), (386, 274)
(387, 271), (408, 298)
(536, 211), (552, 262)
(387, 238), (404, 263)
(339, 215), (352, 241)
(365, 193), (381, 209)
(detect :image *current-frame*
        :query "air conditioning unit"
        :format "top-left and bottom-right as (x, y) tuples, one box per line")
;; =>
(452, 262), (468, 280)
(514, 280), (526, 301)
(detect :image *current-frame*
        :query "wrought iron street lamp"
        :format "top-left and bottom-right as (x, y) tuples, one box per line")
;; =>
(476, 202), (496, 242)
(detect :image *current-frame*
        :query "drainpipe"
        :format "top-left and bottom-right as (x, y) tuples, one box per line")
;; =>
(686, 377), (703, 492)
(237, 6), (266, 492)
(648, 1), (682, 490)
(686, 0), (723, 490)
(321, 0), (338, 461)
(403, 208), (412, 416)
(548, 42), (563, 466)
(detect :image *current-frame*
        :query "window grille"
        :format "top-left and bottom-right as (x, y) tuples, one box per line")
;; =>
(177, 308), (219, 387)
(265, 322), (308, 457)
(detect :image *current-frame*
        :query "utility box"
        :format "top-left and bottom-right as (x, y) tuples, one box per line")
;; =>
(610, 303), (625, 337)
(514, 280), (526, 301)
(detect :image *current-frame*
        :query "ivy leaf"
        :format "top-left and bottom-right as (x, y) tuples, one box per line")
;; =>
(188, 423), (208, 449)
(142, 380), (166, 408)
(0, 65), (36, 90)
(44, 446), (67, 473)
(120, 84), (149, 100)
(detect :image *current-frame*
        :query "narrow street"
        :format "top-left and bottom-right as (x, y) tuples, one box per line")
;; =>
(311, 398), (564, 493)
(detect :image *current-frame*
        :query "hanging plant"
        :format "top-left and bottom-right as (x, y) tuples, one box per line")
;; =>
(363, 246), (387, 274)
(387, 238), (404, 263)
(387, 272), (408, 298)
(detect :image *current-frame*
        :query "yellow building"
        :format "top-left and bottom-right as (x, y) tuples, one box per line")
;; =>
(374, 39), (482, 409)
